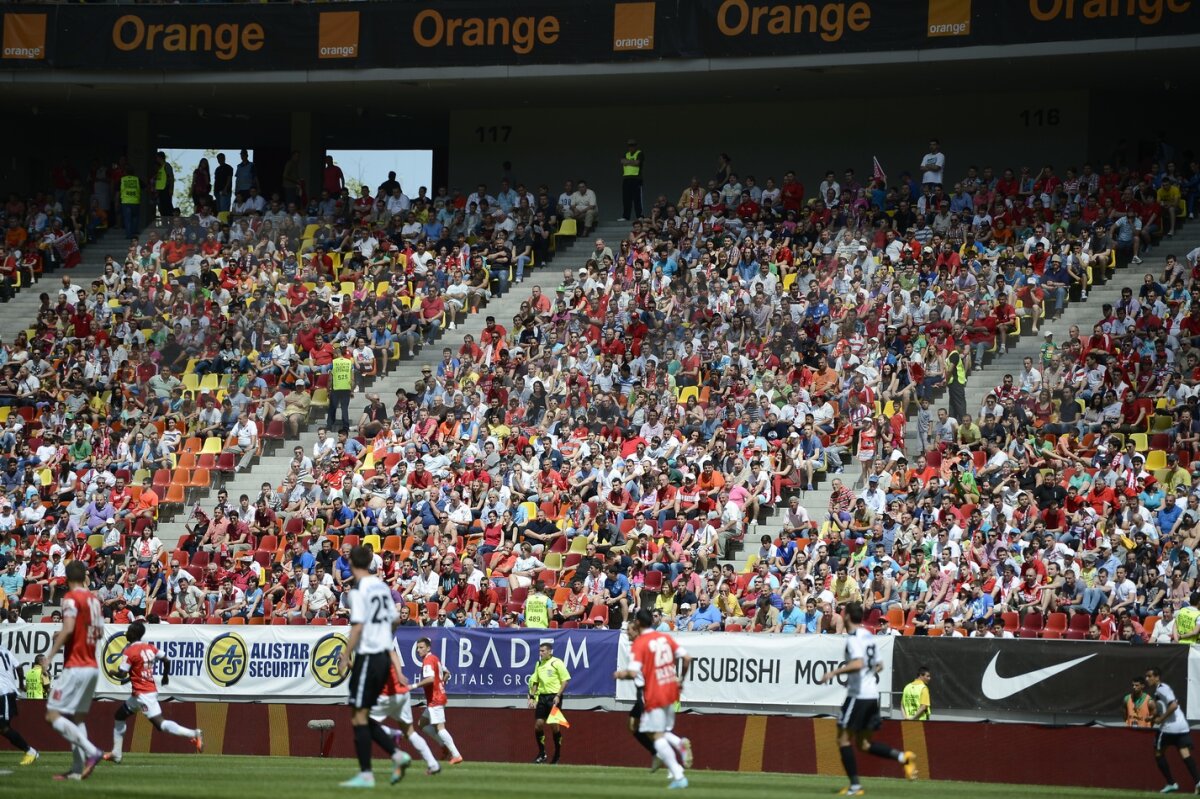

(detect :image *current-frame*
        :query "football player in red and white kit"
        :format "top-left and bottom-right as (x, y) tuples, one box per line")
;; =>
(106, 621), (203, 764)
(44, 561), (105, 781)
(412, 637), (463, 765)
(615, 608), (693, 790)
(370, 646), (439, 778)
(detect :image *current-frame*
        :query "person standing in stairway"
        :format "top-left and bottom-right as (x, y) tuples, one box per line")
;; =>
(118, 172), (142, 241)
(945, 346), (968, 424)
(213, 154), (233, 213)
(328, 345), (355, 432)
(620, 138), (644, 221)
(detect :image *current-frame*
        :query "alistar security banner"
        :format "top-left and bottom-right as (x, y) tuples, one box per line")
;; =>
(3, 624), (350, 704)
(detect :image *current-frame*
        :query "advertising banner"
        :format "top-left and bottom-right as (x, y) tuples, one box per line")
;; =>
(616, 632), (895, 709)
(392, 627), (620, 697)
(4, 624), (619, 702)
(2, 1), (1196, 72)
(1186, 647), (1200, 721)
(0, 623), (351, 703)
(892, 637), (1190, 721)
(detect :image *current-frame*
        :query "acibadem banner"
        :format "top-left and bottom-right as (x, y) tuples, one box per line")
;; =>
(2, 1), (1196, 71)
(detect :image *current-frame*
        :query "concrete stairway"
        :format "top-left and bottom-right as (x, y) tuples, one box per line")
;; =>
(0, 230), (122, 339)
(916, 221), (1200, 450)
(154, 223), (634, 549)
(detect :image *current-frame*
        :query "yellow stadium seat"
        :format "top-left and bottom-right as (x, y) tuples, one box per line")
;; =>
(556, 219), (578, 238)
(201, 437), (223, 455)
(678, 386), (699, 405)
(782, 273), (797, 291)
(1145, 450), (1168, 471)
(362, 534), (381, 553)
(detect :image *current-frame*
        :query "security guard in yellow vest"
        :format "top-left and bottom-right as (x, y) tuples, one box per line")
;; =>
(328, 346), (355, 431)
(523, 580), (553, 629)
(119, 173), (142, 240)
(152, 151), (174, 222)
(620, 137), (644, 221)
(528, 641), (571, 763)
(945, 347), (968, 423)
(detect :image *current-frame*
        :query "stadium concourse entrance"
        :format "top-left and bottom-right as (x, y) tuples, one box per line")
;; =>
(1, 46), (1196, 206)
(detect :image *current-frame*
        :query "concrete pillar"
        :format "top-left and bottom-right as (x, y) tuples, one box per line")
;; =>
(291, 111), (317, 202)
(127, 110), (151, 183)
(127, 110), (151, 233)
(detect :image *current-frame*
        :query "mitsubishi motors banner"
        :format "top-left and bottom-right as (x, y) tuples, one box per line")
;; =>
(393, 627), (619, 697)
(616, 632), (895, 709)
(893, 637), (1190, 722)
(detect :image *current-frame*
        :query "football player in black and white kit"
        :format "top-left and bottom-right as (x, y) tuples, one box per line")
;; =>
(338, 546), (409, 789)
(0, 642), (37, 765)
(820, 602), (917, 795)
(1146, 666), (1200, 794)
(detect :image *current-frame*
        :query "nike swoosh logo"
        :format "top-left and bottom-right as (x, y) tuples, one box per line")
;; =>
(980, 652), (1097, 700)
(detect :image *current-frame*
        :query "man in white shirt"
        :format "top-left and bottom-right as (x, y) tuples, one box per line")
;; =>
(568, 181), (598, 231)
(224, 412), (259, 470)
(919, 139), (945, 188)
(1019, 357), (1042, 394)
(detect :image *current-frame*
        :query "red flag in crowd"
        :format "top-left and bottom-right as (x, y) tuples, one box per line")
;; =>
(872, 156), (887, 186)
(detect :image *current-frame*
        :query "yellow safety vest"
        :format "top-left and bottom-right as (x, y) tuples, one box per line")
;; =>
(524, 593), (549, 628)
(24, 665), (44, 699)
(623, 150), (642, 178)
(330, 358), (354, 391)
(120, 175), (141, 205)
(154, 165), (167, 191)
(947, 350), (967, 385)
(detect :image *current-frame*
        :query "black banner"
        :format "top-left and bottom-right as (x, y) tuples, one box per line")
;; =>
(1, 1), (1197, 71)
(892, 637), (1190, 721)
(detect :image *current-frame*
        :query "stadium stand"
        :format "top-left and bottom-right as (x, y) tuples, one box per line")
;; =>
(1, 150), (1199, 648)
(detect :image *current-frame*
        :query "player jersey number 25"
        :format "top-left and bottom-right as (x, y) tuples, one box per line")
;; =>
(367, 595), (390, 623)
(648, 636), (676, 680)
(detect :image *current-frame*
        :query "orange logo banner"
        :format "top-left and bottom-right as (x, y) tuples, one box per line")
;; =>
(613, 2), (655, 51)
(927, 0), (971, 36)
(3, 13), (46, 60)
(318, 11), (359, 59)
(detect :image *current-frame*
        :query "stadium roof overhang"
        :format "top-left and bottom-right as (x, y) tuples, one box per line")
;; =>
(6, 36), (1198, 119)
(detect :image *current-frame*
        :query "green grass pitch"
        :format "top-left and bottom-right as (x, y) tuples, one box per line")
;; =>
(0, 754), (1153, 797)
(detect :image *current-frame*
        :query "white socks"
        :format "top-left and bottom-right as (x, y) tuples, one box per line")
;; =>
(52, 717), (100, 759)
(654, 737), (684, 781)
(161, 720), (198, 739)
(408, 732), (438, 770)
(664, 731), (683, 751)
(437, 729), (461, 760)
(112, 720), (127, 759)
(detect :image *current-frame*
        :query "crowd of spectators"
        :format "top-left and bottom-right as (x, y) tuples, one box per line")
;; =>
(0, 142), (1199, 650)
